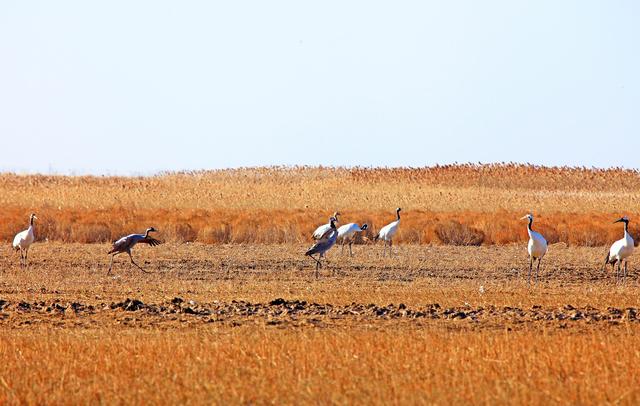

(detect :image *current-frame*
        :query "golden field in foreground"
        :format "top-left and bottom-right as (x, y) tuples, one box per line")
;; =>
(2, 165), (640, 245)
(1, 243), (640, 404)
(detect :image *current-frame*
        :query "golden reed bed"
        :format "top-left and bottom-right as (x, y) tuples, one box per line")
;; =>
(2, 164), (639, 246)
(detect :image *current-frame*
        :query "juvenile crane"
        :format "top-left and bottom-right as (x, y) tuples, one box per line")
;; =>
(108, 227), (162, 275)
(13, 213), (37, 268)
(337, 223), (368, 256)
(374, 208), (401, 257)
(521, 214), (547, 285)
(305, 217), (338, 278)
(603, 216), (634, 283)
(312, 211), (340, 259)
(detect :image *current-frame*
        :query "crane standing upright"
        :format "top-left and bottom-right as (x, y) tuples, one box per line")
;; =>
(603, 216), (634, 283)
(521, 214), (548, 285)
(374, 208), (401, 257)
(13, 213), (37, 268)
(337, 223), (368, 256)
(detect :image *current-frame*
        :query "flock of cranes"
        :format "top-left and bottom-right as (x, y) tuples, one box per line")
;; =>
(9, 209), (636, 283)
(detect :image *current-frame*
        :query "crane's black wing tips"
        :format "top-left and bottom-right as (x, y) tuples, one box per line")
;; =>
(144, 238), (163, 247)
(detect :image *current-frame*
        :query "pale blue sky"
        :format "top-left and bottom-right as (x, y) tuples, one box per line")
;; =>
(1, 1), (638, 175)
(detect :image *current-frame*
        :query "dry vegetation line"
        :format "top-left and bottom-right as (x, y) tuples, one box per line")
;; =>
(3, 165), (640, 246)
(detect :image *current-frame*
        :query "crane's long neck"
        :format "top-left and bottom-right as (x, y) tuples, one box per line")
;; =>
(396, 211), (401, 221)
(623, 220), (629, 235)
(527, 217), (533, 231)
(144, 229), (150, 238)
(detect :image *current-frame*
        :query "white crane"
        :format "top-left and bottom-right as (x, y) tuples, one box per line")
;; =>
(305, 217), (338, 278)
(603, 216), (634, 283)
(337, 223), (368, 256)
(312, 211), (341, 239)
(521, 214), (547, 285)
(13, 213), (37, 268)
(374, 208), (401, 257)
(108, 227), (162, 275)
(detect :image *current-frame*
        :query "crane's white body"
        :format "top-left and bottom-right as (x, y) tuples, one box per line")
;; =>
(378, 220), (399, 242)
(608, 231), (634, 263)
(313, 212), (340, 240)
(522, 214), (547, 285)
(13, 226), (35, 251)
(337, 223), (365, 240)
(337, 223), (367, 256)
(313, 223), (332, 239)
(527, 228), (548, 260)
(605, 218), (634, 283)
(377, 208), (401, 257)
(13, 214), (37, 267)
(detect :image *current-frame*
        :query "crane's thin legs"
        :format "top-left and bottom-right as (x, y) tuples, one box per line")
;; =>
(349, 241), (353, 257)
(383, 241), (387, 257)
(619, 262), (622, 284)
(620, 262), (623, 284)
(309, 255), (321, 268)
(535, 258), (542, 285)
(624, 261), (628, 282)
(108, 255), (113, 275)
(389, 240), (393, 257)
(308, 254), (322, 279)
(341, 242), (345, 254)
(528, 258), (533, 285)
(24, 249), (29, 268)
(128, 252), (149, 274)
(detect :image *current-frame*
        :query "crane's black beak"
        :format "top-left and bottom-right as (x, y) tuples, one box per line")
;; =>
(614, 218), (624, 224)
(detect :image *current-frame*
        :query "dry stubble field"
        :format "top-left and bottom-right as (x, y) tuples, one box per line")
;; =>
(2, 165), (640, 404)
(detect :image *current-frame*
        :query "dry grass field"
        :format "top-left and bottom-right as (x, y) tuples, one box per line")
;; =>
(2, 165), (640, 404)
(1, 243), (640, 404)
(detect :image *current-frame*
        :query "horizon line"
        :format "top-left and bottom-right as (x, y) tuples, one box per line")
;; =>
(1, 162), (640, 178)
